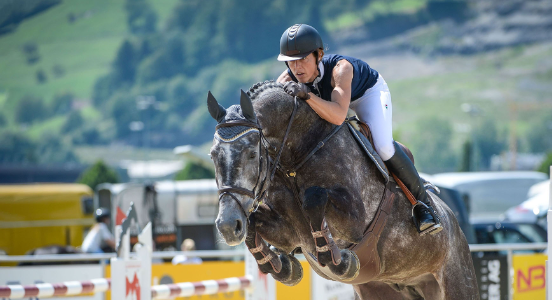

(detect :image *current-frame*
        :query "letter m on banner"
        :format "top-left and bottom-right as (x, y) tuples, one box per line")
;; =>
(126, 273), (141, 300)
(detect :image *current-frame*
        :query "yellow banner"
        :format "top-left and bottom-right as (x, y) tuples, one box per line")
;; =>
(513, 254), (547, 300)
(105, 260), (311, 300)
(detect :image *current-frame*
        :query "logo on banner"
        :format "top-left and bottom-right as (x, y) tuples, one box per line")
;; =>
(517, 265), (545, 292)
(126, 273), (141, 300)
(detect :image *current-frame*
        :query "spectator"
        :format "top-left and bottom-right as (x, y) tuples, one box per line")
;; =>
(82, 208), (116, 253)
(172, 239), (202, 265)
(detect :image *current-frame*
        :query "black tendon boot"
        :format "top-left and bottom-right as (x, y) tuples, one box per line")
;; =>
(385, 142), (442, 235)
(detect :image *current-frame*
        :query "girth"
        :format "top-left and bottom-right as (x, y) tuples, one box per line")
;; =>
(346, 180), (399, 284)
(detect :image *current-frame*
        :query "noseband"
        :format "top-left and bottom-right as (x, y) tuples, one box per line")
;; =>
(215, 98), (299, 219)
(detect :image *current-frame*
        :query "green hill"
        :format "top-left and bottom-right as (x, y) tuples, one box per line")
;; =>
(0, 0), (551, 173)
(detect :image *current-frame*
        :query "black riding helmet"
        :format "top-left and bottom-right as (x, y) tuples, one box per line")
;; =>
(278, 24), (323, 62)
(95, 207), (111, 222)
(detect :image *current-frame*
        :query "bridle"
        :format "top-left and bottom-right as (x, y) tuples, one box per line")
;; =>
(215, 96), (343, 222)
(215, 97), (299, 219)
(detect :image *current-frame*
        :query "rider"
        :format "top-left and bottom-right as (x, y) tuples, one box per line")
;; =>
(82, 208), (116, 253)
(276, 24), (441, 235)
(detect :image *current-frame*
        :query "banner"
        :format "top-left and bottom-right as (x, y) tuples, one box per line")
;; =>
(311, 273), (355, 300)
(512, 253), (546, 300)
(472, 253), (509, 300)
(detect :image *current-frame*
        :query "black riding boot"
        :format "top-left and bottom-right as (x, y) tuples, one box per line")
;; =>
(385, 142), (442, 235)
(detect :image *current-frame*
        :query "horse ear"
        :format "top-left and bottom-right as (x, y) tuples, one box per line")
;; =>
(240, 89), (256, 122)
(207, 91), (226, 122)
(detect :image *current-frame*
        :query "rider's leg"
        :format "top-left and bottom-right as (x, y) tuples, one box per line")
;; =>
(350, 75), (441, 235)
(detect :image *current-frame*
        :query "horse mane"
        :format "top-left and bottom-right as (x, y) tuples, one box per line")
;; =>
(247, 80), (284, 102)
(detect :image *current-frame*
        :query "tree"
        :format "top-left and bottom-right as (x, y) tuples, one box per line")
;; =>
(22, 42), (40, 64)
(78, 160), (119, 190)
(15, 95), (47, 124)
(51, 92), (74, 115)
(526, 112), (552, 153)
(174, 161), (214, 180)
(125, 0), (157, 35)
(459, 140), (472, 172)
(537, 152), (552, 176)
(473, 119), (505, 170)
(36, 135), (79, 164)
(61, 111), (83, 133)
(92, 74), (118, 107)
(0, 131), (37, 163)
(113, 40), (136, 84)
(36, 69), (47, 84)
(0, 112), (6, 127)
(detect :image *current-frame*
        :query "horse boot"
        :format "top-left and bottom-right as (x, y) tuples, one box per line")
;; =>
(303, 186), (360, 281)
(245, 214), (303, 286)
(385, 142), (443, 235)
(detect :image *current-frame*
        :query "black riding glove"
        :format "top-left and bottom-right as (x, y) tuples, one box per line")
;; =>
(283, 81), (310, 100)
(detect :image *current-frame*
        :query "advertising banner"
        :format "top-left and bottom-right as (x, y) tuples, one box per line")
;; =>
(472, 253), (509, 300)
(311, 273), (355, 300)
(512, 253), (546, 300)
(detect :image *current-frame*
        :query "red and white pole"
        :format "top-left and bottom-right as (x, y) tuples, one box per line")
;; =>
(151, 276), (252, 299)
(0, 278), (110, 299)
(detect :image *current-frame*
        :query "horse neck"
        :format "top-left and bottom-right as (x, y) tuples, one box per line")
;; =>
(256, 97), (333, 168)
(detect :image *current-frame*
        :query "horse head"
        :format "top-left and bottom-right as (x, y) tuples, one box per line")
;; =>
(207, 90), (268, 245)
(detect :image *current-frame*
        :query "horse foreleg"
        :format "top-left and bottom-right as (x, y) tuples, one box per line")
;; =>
(303, 186), (360, 281)
(245, 216), (303, 286)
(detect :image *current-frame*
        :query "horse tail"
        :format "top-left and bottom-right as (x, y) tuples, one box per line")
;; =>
(247, 80), (285, 102)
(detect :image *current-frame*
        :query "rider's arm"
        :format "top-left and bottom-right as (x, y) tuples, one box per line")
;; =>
(277, 70), (293, 83)
(304, 60), (353, 125)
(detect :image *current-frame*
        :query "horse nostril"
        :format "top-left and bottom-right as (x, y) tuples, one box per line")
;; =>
(235, 219), (243, 234)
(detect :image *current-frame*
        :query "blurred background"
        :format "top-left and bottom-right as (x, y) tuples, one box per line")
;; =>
(0, 2), (551, 298)
(0, 0), (550, 184)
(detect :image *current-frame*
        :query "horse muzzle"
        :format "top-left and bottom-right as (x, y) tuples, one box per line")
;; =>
(215, 194), (249, 246)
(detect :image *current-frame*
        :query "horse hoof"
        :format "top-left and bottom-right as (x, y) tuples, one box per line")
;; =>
(328, 250), (360, 282)
(271, 254), (303, 286)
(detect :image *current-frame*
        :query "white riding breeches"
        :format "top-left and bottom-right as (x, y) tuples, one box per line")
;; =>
(349, 74), (395, 161)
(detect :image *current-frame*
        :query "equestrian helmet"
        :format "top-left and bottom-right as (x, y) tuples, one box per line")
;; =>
(95, 207), (111, 222)
(278, 24), (323, 61)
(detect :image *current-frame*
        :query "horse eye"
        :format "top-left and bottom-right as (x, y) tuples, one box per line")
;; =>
(249, 152), (256, 159)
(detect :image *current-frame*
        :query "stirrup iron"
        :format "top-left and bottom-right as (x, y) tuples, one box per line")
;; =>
(411, 201), (442, 236)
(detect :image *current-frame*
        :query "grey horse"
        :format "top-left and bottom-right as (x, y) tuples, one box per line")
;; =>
(208, 81), (479, 300)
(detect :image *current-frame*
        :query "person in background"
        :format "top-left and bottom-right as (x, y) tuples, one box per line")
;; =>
(171, 239), (202, 265)
(82, 208), (116, 253)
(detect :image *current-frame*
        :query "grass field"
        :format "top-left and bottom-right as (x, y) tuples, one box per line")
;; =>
(0, 0), (178, 126)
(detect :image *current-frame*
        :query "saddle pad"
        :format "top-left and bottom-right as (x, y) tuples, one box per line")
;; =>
(346, 122), (389, 182)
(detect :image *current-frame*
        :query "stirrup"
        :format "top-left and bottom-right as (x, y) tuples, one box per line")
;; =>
(411, 201), (442, 236)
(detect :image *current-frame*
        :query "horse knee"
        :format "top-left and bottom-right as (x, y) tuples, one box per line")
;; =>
(303, 186), (328, 213)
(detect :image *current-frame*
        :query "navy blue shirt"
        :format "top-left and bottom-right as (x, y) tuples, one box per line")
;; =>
(288, 54), (379, 101)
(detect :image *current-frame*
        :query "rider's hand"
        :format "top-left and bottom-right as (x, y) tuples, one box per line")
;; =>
(283, 82), (310, 100)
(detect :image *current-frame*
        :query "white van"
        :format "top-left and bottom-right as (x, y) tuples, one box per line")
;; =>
(96, 179), (226, 251)
(429, 171), (547, 221)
